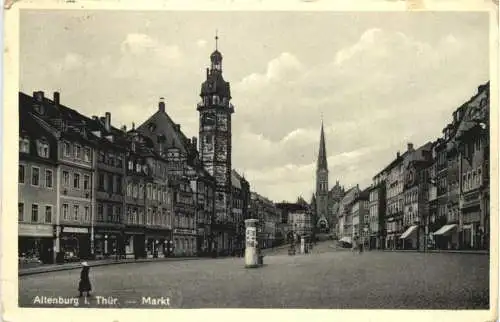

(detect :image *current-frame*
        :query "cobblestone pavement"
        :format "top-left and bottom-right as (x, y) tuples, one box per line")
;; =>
(19, 251), (489, 309)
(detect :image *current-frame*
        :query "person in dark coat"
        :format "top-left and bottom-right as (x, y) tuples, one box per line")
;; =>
(78, 262), (92, 297)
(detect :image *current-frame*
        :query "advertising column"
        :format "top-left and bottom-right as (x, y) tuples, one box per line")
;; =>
(244, 219), (258, 268)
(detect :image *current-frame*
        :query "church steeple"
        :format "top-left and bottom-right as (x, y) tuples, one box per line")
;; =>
(317, 121), (328, 171)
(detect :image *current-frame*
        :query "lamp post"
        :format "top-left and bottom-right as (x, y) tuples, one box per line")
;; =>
(363, 225), (368, 250)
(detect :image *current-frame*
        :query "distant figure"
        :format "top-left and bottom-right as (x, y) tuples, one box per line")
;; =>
(78, 262), (92, 297)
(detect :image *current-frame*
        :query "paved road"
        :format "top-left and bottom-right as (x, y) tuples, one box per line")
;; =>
(19, 251), (489, 309)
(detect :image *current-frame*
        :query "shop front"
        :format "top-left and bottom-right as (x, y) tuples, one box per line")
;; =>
(145, 229), (172, 258)
(18, 223), (55, 264)
(174, 228), (197, 257)
(59, 226), (91, 261)
(94, 228), (124, 259)
(124, 227), (146, 259)
(433, 224), (459, 250)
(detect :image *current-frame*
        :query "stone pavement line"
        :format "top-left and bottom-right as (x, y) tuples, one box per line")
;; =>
(378, 249), (489, 255)
(19, 257), (203, 277)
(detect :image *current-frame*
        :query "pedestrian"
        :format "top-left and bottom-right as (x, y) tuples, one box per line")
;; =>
(78, 262), (92, 297)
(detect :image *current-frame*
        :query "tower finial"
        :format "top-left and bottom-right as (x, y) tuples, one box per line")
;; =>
(215, 29), (219, 50)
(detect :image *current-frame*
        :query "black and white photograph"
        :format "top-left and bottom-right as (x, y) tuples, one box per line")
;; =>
(1, 1), (498, 321)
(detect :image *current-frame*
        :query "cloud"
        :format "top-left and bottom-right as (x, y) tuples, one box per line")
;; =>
(229, 28), (488, 200)
(235, 52), (303, 90)
(50, 53), (92, 74)
(113, 33), (183, 79)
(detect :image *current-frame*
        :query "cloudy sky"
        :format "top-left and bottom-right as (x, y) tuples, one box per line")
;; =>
(20, 11), (489, 202)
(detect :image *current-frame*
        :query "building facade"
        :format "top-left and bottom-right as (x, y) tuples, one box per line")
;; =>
(197, 40), (236, 254)
(369, 171), (387, 249)
(18, 104), (59, 264)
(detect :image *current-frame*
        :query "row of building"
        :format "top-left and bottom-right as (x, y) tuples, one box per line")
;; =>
(334, 82), (490, 251)
(18, 41), (285, 263)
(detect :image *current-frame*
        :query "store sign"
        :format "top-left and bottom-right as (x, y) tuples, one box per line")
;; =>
(63, 227), (89, 234)
(174, 229), (196, 235)
(19, 224), (54, 237)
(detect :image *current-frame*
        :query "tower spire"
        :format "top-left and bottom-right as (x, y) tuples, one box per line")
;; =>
(317, 120), (327, 170)
(215, 29), (219, 50)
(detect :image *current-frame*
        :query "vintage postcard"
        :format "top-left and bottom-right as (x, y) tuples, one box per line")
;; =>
(1, 1), (498, 322)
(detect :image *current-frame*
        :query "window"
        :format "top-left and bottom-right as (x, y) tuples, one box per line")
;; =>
(74, 145), (82, 159)
(37, 139), (50, 158)
(19, 165), (25, 184)
(108, 153), (115, 166)
(73, 173), (80, 189)
(108, 174), (114, 193)
(116, 154), (123, 168)
(63, 171), (69, 186)
(73, 205), (79, 221)
(127, 182), (132, 196)
(83, 175), (90, 190)
(63, 142), (70, 157)
(152, 185), (157, 201)
(133, 184), (138, 198)
(98, 173), (105, 191)
(84, 206), (90, 222)
(478, 168), (482, 186)
(63, 204), (69, 220)
(45, 205), (52, 223)
(45, 170), (53, 188)
(116, 206), (122, 223)
(99, 151), (105, 163)
(31, 167), (40, 186)
(97, 204), (104, 221)
(19, 137), (30, 153)
(107, 205), (113, 222)
(18, 203), (24, 221)
(136, 163), (141, 172)
(128, 161), (133, 170)
(84, 147), (91, 162)
(139, 184), (144, 198)
(31, 204), (39, 222)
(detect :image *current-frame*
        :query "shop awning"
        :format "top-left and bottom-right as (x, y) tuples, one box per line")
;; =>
(399, 225), (418, 239)
(434, 224), (458, 236)
(339, 236), (352, 244)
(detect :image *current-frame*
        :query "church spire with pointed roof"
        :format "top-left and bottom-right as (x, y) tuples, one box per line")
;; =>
(317, 120), (328, 170)
(315, 120), (329, 233)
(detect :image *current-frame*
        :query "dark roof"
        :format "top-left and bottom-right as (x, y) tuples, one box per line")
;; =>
(200, 70), (231, 99)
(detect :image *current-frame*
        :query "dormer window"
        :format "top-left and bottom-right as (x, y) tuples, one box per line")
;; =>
(148, 123), (156, 132)
(128, 161), (133, 171)
(36, 138), (50, 158)
(131, 142), (136, 152)
(136, 163), (141, 173)
(63, 142), (71, 157)
(74, 145), (82, 159)
(19, 136), (30, 153)
(213, 95), (220, 105)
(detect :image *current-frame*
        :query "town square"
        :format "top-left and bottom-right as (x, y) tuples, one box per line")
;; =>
(12, 9), (492, 311)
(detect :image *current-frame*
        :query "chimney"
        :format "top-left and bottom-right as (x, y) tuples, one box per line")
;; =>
(104, 112), (111, 132)
(53, 92), (60, 106)
(206, 68), (209, 78)
(192, 136), (198, 150)
(121, 125), (127, 132)
(92, 115), (98, 121)
(159, 97), (165, 113)
(34, 91), (44, 102)
(174, 124), (181, 132)
(407, 143), (414, 152)
(397, 151), (400, 158)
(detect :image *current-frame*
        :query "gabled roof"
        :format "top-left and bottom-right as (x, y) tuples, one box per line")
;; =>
(136, 109), (189, 155)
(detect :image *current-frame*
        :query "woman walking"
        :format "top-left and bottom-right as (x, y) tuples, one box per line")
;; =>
(78, 262), (92, 297)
